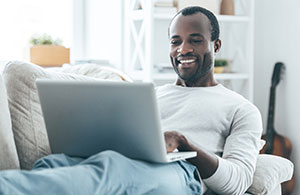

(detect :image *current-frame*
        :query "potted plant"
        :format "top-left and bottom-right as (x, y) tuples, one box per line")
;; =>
(214, 59), (229, 74)
(29, 34), (70, 67)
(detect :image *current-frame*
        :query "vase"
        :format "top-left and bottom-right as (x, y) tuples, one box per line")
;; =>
(220, 0), (235, 15)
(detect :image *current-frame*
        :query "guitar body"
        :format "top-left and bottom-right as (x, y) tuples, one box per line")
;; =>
(261, 131), (292, 158)
(259, 62), (294, 195)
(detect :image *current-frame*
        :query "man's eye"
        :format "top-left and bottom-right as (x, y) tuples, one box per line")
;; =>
(192, 40), (203, 43)
(170, 40), (180, 45)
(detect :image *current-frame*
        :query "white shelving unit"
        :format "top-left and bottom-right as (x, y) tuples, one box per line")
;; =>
(122, 0), (254, 101)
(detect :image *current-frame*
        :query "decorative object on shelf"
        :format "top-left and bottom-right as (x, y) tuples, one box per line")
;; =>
(175, 0), (220, 15)
(220, 0), (235, 15)
(214, 59), (231, 74)
(29, 34), (70, 67)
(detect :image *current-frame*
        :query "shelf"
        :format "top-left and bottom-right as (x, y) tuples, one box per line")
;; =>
(151, 72), (249, 81)
(153, 13), (250, 23)
(216, 15), (250, 23)
(132, 9), (251, 23)
(215, 73), (249, 80)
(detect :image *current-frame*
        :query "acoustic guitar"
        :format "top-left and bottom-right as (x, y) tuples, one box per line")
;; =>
(260, 62), (295, 195)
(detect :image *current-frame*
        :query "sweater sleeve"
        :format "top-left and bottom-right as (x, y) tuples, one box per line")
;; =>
(203, 102), (263, 195)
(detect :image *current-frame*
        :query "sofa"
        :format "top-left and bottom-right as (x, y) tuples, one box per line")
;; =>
(0, 61), (294, 195)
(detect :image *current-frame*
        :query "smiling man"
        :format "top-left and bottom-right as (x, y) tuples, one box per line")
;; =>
(0, 6), (262, 195)
(169, 8), (220, 87)
(159, 6), (263, 194)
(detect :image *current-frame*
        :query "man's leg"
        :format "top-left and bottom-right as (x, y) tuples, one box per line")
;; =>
(78, 150), (201, 195)
(0, 150), (201, 195)
(32, 153), (84, 170)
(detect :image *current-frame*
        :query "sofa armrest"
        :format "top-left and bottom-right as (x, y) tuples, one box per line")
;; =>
(204, 154), (292, 195)
(247, 154), (293, 195)
(0, 73), (20, 170)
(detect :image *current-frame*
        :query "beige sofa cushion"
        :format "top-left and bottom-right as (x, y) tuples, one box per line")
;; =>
(3, 61), (126, 169)
(247, 154), (294, 195)
(0, 73), (20, 170)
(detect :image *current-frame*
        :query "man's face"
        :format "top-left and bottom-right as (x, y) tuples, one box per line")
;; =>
(169, 13), (220, 82)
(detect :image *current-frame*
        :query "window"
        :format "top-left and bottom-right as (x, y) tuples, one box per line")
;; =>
(0, 0), (72, 60)
(0, 0), (122, 68)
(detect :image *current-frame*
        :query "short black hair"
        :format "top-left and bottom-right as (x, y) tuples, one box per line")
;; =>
(168, 6), (220, 41)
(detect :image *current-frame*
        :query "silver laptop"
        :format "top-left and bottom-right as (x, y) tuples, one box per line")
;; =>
(36, 80), (196, 163)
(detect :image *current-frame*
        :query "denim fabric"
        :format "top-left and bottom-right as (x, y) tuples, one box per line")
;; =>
(0, 151), (202, 195)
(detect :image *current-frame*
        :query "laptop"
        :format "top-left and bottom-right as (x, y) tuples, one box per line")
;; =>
(36, 80), (197, 163)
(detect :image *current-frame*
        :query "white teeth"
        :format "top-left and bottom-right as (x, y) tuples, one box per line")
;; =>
(179, 59), (196, 64)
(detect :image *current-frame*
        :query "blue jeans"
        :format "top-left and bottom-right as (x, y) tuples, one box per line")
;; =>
(0, 150), (202, 195)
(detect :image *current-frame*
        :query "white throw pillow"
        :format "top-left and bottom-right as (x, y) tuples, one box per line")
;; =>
(0, 73), (20, 170)
(3, 61), (125, 170)
(247, 154), (294, 195)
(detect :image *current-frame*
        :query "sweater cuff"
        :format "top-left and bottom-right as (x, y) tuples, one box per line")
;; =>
(203, 156), (229, 193)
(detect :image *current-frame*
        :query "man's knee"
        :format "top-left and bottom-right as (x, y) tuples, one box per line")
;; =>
(82, 150), (133, 183)
(33, 154), (80, 170)
(100, 150), (125, 159)
(85, 150), (130, 167)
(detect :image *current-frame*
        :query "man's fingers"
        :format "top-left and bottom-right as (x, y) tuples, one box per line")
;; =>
(164, 131), (180, 152)
(166, 142), (176, 152)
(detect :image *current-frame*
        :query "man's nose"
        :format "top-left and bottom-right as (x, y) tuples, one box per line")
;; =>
(177, 43), (193, 55)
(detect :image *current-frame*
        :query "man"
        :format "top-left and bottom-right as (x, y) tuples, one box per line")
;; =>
(160, 6), (262, 194)
(0, 6), (262, 195)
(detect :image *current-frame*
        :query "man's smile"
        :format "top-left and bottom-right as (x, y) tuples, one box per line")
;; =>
(175, 56), (198, 69)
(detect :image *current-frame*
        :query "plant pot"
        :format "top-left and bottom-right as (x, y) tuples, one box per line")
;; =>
(30, 45), (70, 67)
(214, 66), (225, 74)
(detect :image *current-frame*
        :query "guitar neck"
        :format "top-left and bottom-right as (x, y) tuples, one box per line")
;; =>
(266, 87), (276, 136)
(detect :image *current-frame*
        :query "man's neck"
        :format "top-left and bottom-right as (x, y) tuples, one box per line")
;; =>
(175, 73), (218, 87)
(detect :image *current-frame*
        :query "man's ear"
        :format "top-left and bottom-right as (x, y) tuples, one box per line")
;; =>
(214, 39), (221, 53)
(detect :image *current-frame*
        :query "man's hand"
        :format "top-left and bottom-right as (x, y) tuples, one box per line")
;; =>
(164, 131), (189, 153)
(165, 130), (218, 179)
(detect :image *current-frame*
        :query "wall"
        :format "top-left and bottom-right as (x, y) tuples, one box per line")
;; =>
(254, 1), (300, 194)
(85, 0), (122, 67)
